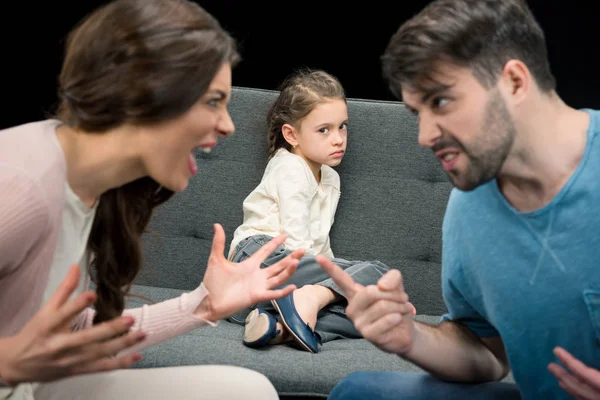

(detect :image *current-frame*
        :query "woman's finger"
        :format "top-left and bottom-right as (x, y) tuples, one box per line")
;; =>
(60, 329), (146, 366)
(54, 316), (137, 350)
(247, 235), (287, 264)
(69, 352), (143, 376)
(47, 291), (98, 332)
(254, 285), (296, 303)
(263, 250), (303, 279)
(267, 266), (298, 289)
(208, 223), (227, 262)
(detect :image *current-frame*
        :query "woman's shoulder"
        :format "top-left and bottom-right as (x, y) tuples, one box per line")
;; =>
(0, 119), (65, 170)
(0, 119), (67, 212)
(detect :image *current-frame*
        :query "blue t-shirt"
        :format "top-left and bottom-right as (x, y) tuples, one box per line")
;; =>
(441, 108), (600, 399)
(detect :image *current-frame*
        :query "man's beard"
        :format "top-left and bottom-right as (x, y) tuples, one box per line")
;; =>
(444, 90), (517, 191)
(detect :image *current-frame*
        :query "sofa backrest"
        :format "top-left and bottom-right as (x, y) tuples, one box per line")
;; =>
(138, 86), (453, 316)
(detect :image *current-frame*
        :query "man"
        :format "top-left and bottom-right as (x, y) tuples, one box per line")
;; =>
(317, 0), (600, 399)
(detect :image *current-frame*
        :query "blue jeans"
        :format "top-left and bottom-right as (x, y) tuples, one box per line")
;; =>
(328, 372), (521, 400)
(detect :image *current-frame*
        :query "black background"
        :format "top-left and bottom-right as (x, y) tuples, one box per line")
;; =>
(1, 1), (598, 130)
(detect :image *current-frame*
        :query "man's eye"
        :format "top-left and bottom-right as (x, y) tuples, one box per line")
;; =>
(433, 97), (450, 108)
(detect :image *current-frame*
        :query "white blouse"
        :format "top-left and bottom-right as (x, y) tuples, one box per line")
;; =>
(229, 148), (341, 258)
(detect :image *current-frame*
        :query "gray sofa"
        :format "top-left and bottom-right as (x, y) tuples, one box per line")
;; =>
(127, 86), (454, 398)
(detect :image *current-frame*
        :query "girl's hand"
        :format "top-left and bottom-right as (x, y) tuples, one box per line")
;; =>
(197, 224), (303, 321)
(0, 264), (145, 386)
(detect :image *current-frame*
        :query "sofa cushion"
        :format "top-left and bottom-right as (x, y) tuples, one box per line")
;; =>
(126, 285), (514, 397)
(126, 285), (432, 398)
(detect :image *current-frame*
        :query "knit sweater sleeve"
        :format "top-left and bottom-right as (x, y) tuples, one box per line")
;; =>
(0, 166), (49, 274)
(70, 283), (217, 355)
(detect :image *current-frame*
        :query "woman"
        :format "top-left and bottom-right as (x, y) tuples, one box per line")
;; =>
(0, 0), (302, 398)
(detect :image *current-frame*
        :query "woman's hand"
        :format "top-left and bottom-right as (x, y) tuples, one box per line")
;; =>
(0, 264), (146, 386)
(197, 224), (303, 321)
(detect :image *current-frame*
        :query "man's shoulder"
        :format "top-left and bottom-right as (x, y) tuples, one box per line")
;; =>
(446, 183), (495, 213)
(585, 108), (600, 139)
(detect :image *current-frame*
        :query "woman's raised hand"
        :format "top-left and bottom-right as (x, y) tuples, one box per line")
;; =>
(197, 223), (303, 321)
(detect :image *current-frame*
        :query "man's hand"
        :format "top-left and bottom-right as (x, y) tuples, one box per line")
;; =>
(548, 346), (600, 399)
(197, 224), (303, 321)
(316, 255), (416, 354)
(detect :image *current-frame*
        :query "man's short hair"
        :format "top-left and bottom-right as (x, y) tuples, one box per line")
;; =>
(381, 0), (556, 98)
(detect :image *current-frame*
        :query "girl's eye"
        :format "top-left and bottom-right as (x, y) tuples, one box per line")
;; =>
(340, 123), (348, 130)
(208, 99), (219, 107)
(319, 127), (330, 134)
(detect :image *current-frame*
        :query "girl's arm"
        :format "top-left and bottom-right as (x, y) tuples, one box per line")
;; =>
(274, 163), (315, 252)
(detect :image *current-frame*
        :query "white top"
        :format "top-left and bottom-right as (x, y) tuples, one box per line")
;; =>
(45, 179), (215, 349)
(42, 182), (97, 303)
(229, 148), (341, 258)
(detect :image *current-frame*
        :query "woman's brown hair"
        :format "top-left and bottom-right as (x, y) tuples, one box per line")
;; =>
(56, 0), (240, 325)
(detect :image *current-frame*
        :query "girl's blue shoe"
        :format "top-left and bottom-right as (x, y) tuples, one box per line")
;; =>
(243, 308), (280, 348)
(271, 293), (322, 353)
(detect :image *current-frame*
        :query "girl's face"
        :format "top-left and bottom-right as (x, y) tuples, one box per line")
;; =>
(288, 98), (348, 173)
(138, 63), (235, 192)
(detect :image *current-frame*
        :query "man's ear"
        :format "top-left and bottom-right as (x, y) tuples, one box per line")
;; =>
(282, 123), (298, 146)
(500, 59), (530, 105)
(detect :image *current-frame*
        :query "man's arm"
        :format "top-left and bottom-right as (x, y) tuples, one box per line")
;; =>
(404, 320), (510, 382)
(316, 256), (510, 384)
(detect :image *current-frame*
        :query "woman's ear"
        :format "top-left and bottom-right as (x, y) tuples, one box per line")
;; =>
(282, 123), (298, 147)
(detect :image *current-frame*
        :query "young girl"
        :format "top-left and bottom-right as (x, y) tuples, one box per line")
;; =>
(0, 1), (301, 399)
(227, 69), (415, 353)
